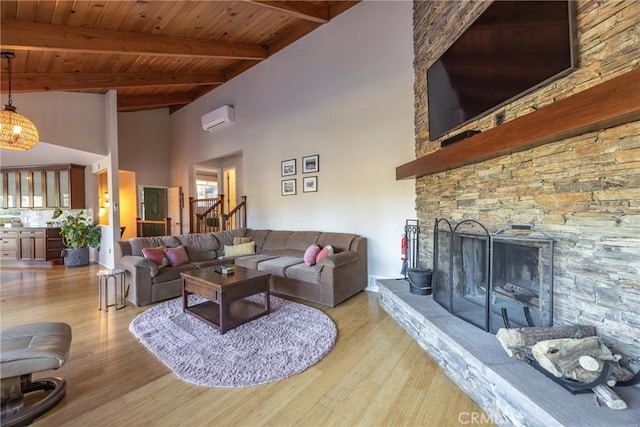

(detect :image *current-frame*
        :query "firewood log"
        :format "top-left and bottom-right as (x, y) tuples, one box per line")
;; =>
(496, 325), (597, 358)
(579, 355), (600, 372)
(592, 384), (627, 410)
(607, 363), (637, 386)
(496, 327), (633, 410)
(531, 337), (610, 378)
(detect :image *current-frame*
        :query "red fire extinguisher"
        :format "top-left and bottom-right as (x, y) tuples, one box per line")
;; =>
(401, 234), (407, 261)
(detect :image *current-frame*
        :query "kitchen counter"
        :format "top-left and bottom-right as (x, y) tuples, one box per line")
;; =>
(0, 227), (63, 263)
(2, 226), (60, 229)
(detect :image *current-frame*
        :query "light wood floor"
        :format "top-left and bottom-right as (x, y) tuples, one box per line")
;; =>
(0, 264), (492, 427)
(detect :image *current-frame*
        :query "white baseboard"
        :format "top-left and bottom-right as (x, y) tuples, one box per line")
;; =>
(366, 275), (395, 292)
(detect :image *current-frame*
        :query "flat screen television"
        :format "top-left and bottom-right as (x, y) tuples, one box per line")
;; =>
(427, 1), (578, 141)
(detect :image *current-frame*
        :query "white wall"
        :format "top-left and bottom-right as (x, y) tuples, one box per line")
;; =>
(6, 92), (107, 155)
(96, 91), (120, 268)
(169, 1), (416, 279)
(118, 109), (172, 187)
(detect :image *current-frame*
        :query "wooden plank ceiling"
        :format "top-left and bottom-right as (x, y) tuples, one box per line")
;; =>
(0, 0), (359, 112)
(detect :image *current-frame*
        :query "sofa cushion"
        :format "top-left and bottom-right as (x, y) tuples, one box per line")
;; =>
(285, 263), (323, 285)
(317, 232), (357, 253)
(261, 231), (294, 256)
(213, 228), (247, 249)
(177, 233), (219, 262)
(224, 241), (255, 257)
(164, 246), (189, 267)
(245, 229), (271, 252)
(285, 231), (320, 255)
(118, 240), (132, 257)
(234, 254), (279, 270)
(233, 236), (253, 245)
(151, 264), (196, 284)
(257, 256), (304, 277)
(129, 236), (180, 257)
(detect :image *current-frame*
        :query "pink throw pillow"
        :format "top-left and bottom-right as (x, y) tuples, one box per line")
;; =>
(304, 244), (321, 266)
(315, 245), (334, 263)
(142, 246), (165, 266)
(164, 245), (189, 267)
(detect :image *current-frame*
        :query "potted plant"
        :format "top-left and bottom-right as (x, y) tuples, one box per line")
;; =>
(52, 209), (102, 267)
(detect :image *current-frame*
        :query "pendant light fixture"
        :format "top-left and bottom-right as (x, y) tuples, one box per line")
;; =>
(1, 51), (39, 151)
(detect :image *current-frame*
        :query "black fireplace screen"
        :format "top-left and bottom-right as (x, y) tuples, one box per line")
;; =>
(433, 219), (554, 333)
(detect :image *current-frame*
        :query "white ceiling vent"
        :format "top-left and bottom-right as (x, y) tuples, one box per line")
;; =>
(201, 105), (234, 131)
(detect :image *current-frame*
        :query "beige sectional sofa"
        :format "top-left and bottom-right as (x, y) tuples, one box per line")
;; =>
(117, 228), (367, 308)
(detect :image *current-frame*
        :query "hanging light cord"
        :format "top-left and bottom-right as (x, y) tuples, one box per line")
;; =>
(2, 52), (16, 111)
(6, 54), (12, 107)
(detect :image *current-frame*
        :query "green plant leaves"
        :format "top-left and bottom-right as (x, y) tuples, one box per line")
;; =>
(58, 210), (101, 249)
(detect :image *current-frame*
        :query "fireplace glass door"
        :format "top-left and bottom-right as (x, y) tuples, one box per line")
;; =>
(433, 219), (554, 334)
(433, 220), (491, 331)
(489, 235), (554, 333)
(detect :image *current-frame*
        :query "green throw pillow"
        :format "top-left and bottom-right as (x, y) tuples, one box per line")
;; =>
(224, 241), (255, 257)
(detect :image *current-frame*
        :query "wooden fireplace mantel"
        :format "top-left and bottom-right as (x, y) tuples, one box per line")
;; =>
(396, 68), (640, 180)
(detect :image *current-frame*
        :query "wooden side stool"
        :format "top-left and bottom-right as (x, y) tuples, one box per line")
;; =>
(1, 322), (72, 427)
(96, 268), (126, 311)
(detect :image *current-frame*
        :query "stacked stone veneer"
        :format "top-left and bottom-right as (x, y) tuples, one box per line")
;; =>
(378, 280), (640, 426)
(412, 1), (640, 362)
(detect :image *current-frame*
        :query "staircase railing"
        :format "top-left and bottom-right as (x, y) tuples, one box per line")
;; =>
(189, 195), (224, 233)
(136, 217), (171, 237)
(222, 195), (247, 230)
(188, 195), (247, 233)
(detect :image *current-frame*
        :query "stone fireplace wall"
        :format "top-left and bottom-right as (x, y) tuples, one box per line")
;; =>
(412, 0), (639, 362)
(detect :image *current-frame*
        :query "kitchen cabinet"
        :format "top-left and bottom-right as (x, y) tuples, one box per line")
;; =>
(0, 164), (85, 209)
(0, 228), (62, 263)
(2, 171), (17, 208)
(0, 229), (19, 260)
(18, 170), (45, 208)
(19, 229), (46, 261)
(45, 165), (85, 209)
(46, 228), (64, 261)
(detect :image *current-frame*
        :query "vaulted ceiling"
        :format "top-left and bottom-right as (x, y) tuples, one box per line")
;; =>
(0, 0), (359, 112)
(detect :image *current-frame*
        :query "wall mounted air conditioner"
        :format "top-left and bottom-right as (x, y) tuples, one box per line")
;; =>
(201, 105), (234, 131)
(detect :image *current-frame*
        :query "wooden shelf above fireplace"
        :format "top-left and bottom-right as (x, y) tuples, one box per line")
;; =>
(396, 68), (640, 180)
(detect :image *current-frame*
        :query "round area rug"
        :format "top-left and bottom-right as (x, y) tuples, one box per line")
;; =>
(129, 294), (337, 387)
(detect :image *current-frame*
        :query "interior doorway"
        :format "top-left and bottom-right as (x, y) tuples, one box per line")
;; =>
(139, 185), (181, 236)
(224, 167), (237, 228)
(168, 186), (182, 236)
(192, 151), (242, 231)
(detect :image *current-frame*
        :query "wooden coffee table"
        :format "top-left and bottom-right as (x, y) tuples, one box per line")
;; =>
(180, 266), (271, 334)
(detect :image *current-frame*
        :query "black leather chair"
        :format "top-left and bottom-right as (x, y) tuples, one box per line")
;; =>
(1, 322), (72, 426)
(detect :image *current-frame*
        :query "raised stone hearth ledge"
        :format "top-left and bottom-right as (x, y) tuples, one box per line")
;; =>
(377, 279), (640, 426)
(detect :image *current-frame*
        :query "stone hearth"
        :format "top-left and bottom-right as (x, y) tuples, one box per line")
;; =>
(377, 279), (640, 426)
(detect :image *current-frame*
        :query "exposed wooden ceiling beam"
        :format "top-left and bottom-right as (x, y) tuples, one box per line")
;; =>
(267, 20), (322, 56)
(1, 21), (268, 60)
(117, 92), (195, 111)
(3, 72), (226, 92)
(225, 60), (263, 82)
(245, 1), (330, 23)
(328, 1), (361, 19)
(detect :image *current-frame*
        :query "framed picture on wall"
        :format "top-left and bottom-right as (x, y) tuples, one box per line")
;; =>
(282, 179), (296, 196)
(303, 176), (318, 193)
(281, 159), (296, 176)
(302, 155), (319, 173)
